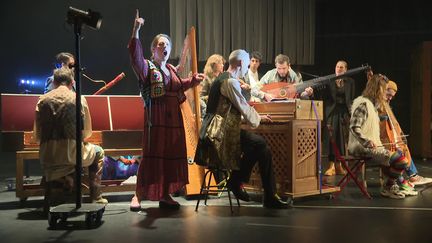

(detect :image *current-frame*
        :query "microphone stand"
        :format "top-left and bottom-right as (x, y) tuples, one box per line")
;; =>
(47, 13), (105, 230)
(74, 16), (83, 209)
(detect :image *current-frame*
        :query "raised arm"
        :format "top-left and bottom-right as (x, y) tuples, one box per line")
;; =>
(128, 9), (149, 81)
(131, 9), (144, 39)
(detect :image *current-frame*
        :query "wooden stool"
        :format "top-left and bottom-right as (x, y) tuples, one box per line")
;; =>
(195, 167), (240, 214)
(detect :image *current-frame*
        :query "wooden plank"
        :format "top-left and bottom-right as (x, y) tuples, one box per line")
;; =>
(284, 186), (340, 198)
(410, 41), (432, 158)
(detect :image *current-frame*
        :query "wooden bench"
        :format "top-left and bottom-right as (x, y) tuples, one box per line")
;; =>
(16, 148), (141, 203)
(2, 93), (205, 202)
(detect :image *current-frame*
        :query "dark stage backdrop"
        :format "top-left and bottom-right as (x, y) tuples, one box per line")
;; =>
(1, 0), (432, 151)
(0, 0), (170, 96)
(307, 0), (432, 139)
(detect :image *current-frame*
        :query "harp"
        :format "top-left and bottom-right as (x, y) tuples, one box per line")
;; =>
(177, 27), (205, 195)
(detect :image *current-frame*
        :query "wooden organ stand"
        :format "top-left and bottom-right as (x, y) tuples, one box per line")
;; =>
(242, 100), (339, 198)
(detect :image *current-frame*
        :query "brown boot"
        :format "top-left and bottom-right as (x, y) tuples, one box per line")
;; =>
(324, 162), (336, 176)
(335, 162), (347, 175)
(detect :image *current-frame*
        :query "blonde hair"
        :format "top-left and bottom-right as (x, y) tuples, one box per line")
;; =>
(275, 54), (290, 65)
(387, 80), (398, 92)
(203, 54), (225, 79)
(362, 74), (388, 109)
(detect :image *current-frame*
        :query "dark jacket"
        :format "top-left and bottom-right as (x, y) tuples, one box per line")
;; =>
(316, 77), (355, 120)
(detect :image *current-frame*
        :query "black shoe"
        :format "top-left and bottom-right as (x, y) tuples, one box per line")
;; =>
(130, 196), (141, 212)
(130, 205), (141, 212)
(227, 181), (250, 202)
(159, 200), (180, 210)
(263, 195), (290, 209)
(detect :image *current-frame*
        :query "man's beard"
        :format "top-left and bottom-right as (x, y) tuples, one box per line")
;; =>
(277, 72), (289, 82)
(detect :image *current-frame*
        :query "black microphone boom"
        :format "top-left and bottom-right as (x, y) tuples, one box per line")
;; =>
(66, 6), (102, 30)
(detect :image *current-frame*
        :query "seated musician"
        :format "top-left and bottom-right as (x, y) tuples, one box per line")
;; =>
(33, 67), (108, 204)
(258, 54), (313, 101)
(382, 80), (432, 187)
(44, 52), (76, 94)
(348, 74), (410, 199)
(196, 49), (289, 209)
(242, 51), (264, 102)
(200, 54), (226, 118)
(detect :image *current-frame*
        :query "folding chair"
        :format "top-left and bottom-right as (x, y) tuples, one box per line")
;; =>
(333, 154), (373, 199)
(327, 126), (373, 199)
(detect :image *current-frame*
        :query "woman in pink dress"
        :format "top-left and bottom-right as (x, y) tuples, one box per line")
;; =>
(128, 10), (204, 210)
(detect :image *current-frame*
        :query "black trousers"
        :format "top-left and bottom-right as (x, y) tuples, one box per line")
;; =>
(231, 129), (277, 197)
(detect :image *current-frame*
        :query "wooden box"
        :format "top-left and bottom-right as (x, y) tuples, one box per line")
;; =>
(251, 99), (323, 121)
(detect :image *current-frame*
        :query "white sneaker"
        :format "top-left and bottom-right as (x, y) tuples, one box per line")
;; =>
(381, 184), (405, 199)
(398, 181), (418, 196)
(409, 175), (432, 186)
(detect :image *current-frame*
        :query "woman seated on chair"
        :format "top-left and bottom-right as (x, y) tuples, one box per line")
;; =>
(347, 74), (414, 199)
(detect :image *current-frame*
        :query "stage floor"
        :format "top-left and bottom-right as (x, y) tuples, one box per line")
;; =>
(0, 152), (431, 243)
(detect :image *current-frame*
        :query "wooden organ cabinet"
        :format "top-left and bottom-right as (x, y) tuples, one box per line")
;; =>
(242, 100), (339, 198)
(410, 41), (432, 159)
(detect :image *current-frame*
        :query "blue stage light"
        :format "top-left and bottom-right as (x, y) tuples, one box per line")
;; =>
(18, 77), (45, 94)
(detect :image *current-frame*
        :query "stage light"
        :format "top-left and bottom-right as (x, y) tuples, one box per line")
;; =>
(66, 6), (102, 30)
(18, 78), (40, 94)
